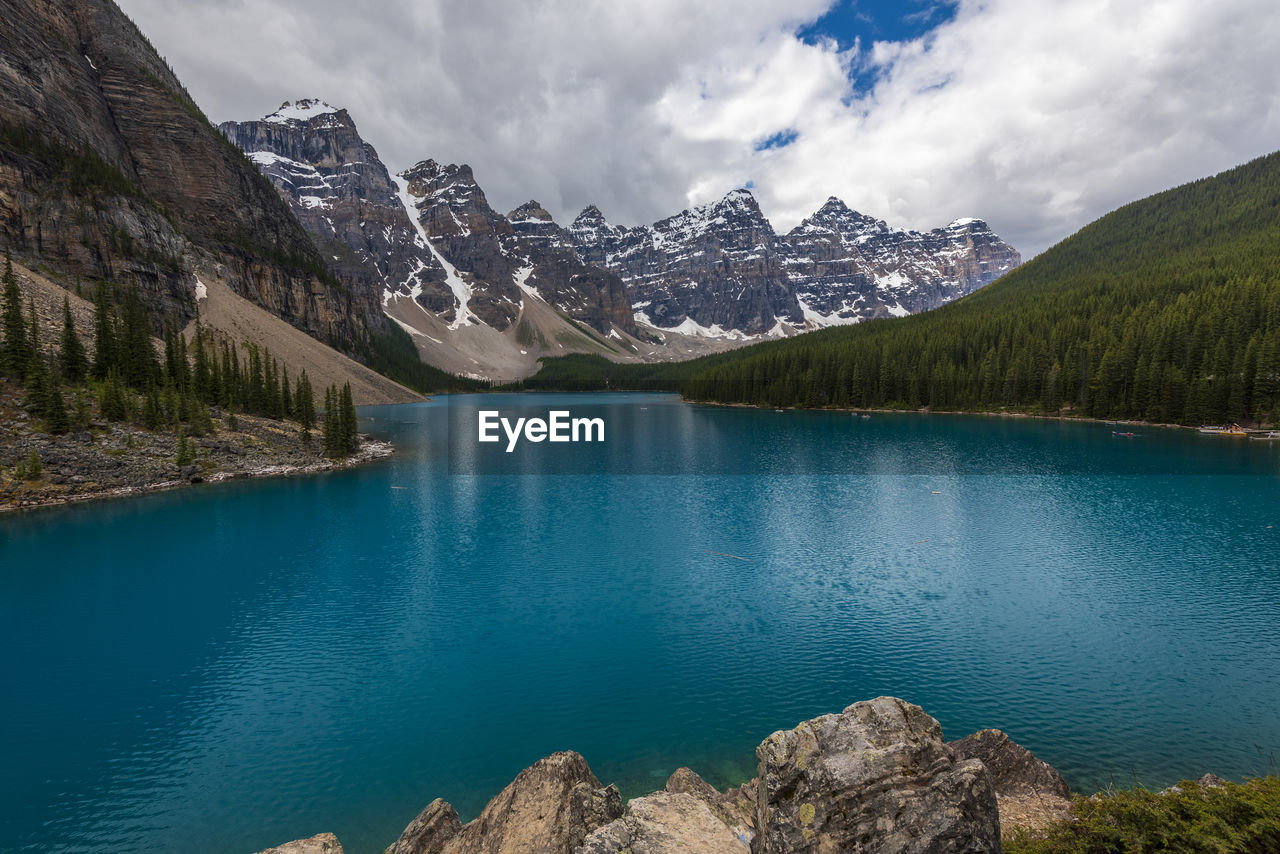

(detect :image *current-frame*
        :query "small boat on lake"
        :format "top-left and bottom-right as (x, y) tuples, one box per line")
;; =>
(1250, 431), (1280, 441)
(1200, 424), (1248, 436)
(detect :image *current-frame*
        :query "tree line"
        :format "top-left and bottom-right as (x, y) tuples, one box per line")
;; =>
(527, 151), (1280, 427)
(2, 248), (361, 460)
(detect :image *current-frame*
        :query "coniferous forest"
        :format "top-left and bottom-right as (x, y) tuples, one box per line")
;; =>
(0, 248), (374, 462)
(529, 151), (1280, 426)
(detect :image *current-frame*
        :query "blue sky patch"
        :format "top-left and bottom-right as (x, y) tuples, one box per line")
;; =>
(798, 0), (958, 92)
(754, 128), (800, 152)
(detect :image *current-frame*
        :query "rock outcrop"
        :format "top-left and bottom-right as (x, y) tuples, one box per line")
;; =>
(754, 696), (1001, 854)
(577, 792), (750, 854)
(949, 729), (1072, 840)
(388, 751), (623, 854)
(255, 833), (343, 854)
(380, 698), (1003, 854)
(949, 729), (1070, 800)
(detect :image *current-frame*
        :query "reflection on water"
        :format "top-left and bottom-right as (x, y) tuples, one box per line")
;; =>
(1, 394), (1278, 853)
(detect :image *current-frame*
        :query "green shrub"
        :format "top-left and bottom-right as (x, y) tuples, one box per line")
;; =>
(1008, 776), (1280, 854)
(15, 449), (42, 480)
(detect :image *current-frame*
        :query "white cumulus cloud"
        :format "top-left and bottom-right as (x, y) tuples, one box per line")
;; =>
(118, 0), (1280, 256)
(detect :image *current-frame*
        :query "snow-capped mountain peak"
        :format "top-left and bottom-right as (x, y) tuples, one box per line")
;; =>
(262, 98), (342, 125)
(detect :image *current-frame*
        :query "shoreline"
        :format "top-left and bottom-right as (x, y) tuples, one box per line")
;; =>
(681, 398), (1264, 433)
(0, 437), (393, 514)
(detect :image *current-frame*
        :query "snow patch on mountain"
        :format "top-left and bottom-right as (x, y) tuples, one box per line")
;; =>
(263, 99), (339, 124)
(397, 182), (478, 329)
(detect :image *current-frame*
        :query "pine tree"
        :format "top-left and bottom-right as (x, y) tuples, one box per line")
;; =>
(280, 366), (292, 418)
(72, 389), (93, 431)
(1, 248), (30, 381)
(192, 324), (213, 403)
(175, 430), (196, 467)
(322, 385), (339, 457)
(119, 287), (158, 389)
(91, 282), (116, 381)
(24, 350), (50, 419)
(296, 371), (315, 442)
(98, 369), (129, 422)
(142, 385), (164, 430)
(16, 448), (42, 481)
(340, 382), (357, 453)
(44, 373), (70, 434)
(296, 372), (315, 429)
(58, 296), (88, 384)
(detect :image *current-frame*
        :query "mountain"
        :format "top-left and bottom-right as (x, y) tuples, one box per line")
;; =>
(581, 151), (1280, 426)
(223, 104), (740, 381)
(571, 190), (802, 337)
(782, 199), (1019, 323)
(568, 191), (1020, 336)
(218, 100), (460, 325)
(0, 2), (389, 357)
(223, 99), (1019, 381)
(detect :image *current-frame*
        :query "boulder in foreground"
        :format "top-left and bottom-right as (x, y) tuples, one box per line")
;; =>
(255, 832), (343, 854)
(949, 728), (1072, 839)
(755, 696), (1001, 853)
(388, 750), (622, 854)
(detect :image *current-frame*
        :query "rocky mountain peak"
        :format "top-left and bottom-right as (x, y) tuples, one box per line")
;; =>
(568, 204), (622, 248)
(399, 160), (487, 210)
(796, 198), (886, 236)
(816, 196), (851, 216)
(717, 187), (760, 209)
(573, 204), (608, 225)
(262, 98), (347, 127)
(509, 201), (554, 223)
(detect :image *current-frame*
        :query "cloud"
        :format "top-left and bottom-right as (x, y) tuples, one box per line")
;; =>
(118, 0), (1280, 255)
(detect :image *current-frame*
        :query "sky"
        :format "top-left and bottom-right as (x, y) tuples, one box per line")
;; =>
(116, 0), (1280, 257)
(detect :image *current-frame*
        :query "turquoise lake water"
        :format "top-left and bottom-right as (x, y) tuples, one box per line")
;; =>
(3, 393), (1280, 852)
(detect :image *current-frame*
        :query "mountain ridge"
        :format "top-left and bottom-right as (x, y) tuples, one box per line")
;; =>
(223, 97), (1020, 380)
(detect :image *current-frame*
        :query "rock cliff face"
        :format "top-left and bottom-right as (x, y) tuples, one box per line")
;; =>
(570, 190), (802, 337)
(506, 200), (637, 337)
(220, 105), (645, 378)
(218, 101), (456, 320)
(0, 2), (377, 350)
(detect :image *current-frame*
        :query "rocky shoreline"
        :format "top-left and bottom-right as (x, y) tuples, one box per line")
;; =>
(258, 697), (1078, 854)
(0, 398), (392, 513)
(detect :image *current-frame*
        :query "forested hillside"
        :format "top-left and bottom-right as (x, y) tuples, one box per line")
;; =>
(529, 151), (1280, 426)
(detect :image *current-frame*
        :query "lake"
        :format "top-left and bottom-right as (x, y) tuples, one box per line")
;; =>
(3, 393), (1279, 852)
